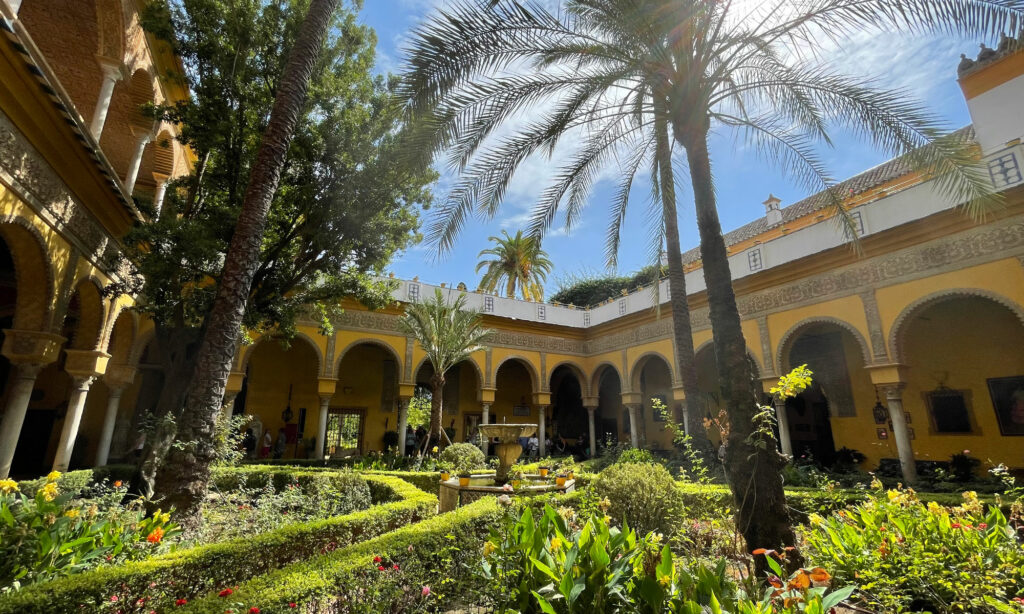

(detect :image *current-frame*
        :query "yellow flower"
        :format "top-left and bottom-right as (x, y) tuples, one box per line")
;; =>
(927, 501), (942, 514)
(46, 471), (61, 482)
(0, 478), (19, 494)
(808, 513), (824, 526)
(483, 542), (497, 556)
(431, 446), (439, 454)
(550, 537), (562, 551)
(869, 476), (883, 491)
(40, 482), (58, 502)
(64, 508), (79, 518)
(659, 574), (671, 587)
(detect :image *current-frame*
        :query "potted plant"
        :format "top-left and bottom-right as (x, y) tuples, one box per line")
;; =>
(509, 466), (526, 489)
(458, 471), (472, 487)
(438, 461), (453, 482)
(538, 465), (550, 478)
(555, 472), (568, 487)
(557, 458), (577, 480)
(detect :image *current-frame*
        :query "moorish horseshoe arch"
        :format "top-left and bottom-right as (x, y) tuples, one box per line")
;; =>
(240, 331), (324, 376)
(492, 354), (541, 393)
(775, 316), (872, 373)
(628, 350), (675, 393)
(547, 360), (590, 398)
(588, 361), (622, 397)
(888, 288), (1024, 364)
(335, 337), (405, 379)
(411, 354), (485, 390)
(0, 218), (56, 333)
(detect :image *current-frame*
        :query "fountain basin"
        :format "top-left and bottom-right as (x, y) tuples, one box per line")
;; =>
(478, 423), (537, 482)
(439, 474), (575, 512)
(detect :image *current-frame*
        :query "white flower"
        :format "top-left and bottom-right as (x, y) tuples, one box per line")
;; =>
(497, 494), (512, 506)
(502, 484), (514, 492)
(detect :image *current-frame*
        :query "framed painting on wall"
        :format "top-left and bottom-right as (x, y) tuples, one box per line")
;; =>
(512, 404), (531, 417)
(986, 376), (1024, 435)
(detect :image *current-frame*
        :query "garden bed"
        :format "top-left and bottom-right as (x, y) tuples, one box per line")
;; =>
(0, 472), (437, 614)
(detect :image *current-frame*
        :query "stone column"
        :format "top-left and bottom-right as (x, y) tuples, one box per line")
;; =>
(479, 402), (490, 454)
(586, 406), (597, 458)
(774, 399), (793, 457)
(9, 0), (23, 15)
(315, 395), (331, 460)
(0, 363), (44, 478)
(538, 406), (547, 457)
(90, 60), (122, 141)
(53, 375), (97, 472)
(397, 397), (411, 455)
(123, 131), (153, 195)
(882, 384), (917, 483)
(94, 386), (124, 466)
(221, 391), (239, 421)
(627, 404), (640, 448)
(152, 174), (169, 218)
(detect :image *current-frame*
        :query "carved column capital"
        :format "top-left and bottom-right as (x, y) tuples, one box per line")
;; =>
(2, 329), (65, 365)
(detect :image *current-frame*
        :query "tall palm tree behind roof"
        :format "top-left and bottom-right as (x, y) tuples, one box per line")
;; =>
(476, 229), (553, 300)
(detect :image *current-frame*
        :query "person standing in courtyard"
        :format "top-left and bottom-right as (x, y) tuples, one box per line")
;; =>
(274, 428), (287, 459)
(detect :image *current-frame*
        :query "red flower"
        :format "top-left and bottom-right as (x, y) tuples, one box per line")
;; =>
(218, 588), (233, 597)
(963, 524), (973, 529)
(110, 596), (118, 602)
(249, 608), (260, 614)
(175, 599), (188, 606)
(951, 523), (961, 529)
(147, 527), (165, 544)
(289, 603), (297, 609)
(378, 566), (385, 571)
(392, 564), (399, 571)
(879, 526), (887, 532)
(979, 523), (988, 529)
(373, 556), (382, 563)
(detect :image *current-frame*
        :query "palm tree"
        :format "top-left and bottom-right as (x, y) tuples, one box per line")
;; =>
(155, 0), (341, 518)
(400, 0), (1014, 555)
(476, 230), (554, 300)
(400, 289), (491, 445)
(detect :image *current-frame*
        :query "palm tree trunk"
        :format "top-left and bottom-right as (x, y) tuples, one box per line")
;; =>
(506, 276), (516, 299)
(653, 103), (709, 452)
(429, 372), (444, 445)
(679, 128), (797, 561)
(154, 0), (340, 519)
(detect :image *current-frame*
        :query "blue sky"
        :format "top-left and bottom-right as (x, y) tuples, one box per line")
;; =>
(359, 1), (976, 295)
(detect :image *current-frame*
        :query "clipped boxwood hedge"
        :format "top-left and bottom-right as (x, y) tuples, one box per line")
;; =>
(0, 474), (437, 614)
(179, 496), (502, 613)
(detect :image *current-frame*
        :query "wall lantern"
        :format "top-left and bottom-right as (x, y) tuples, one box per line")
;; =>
(871, 394), (888, 425)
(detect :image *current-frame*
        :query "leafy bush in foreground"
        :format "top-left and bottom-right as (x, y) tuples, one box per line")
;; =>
(593, 462), (684, 537)
(803, 482), (1024, 613)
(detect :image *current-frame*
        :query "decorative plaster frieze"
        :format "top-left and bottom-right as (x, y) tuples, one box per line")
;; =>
(859, 289), (888, 362)
(0, 111), (124, 280)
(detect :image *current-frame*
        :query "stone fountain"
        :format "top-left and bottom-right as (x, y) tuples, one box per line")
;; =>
(478, 423), (536, 482)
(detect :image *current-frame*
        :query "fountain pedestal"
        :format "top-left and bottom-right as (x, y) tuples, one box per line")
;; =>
(478, 423), (537, 483)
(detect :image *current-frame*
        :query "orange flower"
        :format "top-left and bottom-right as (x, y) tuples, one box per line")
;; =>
(113, 480), (123, 488)
(146, 527), (165, 544)
(809, 567), (831, 583)
(787, 570), (810, 590)
(752, 548), (773, 555)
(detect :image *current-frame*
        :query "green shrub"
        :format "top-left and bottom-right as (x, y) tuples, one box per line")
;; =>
(803, 486), (1024, 613)
(209, 465), (371, 513)
(593, 462), (684, 536)
(439, 443), (485, 474)
(0, 472), (177, 591)
(616, 447), (657, 465)
(0, 475), (435, 613)
(175, 497), (502, 613)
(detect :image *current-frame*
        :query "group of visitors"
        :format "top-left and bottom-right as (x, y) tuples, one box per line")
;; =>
(240, 427), (289, 459)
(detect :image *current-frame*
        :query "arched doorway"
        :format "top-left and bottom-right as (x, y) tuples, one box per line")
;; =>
(414, 359), (481, 445)
(550, 364), (585, 455)
(335, 341), (401, 455)
(592, 365), (623, 448)
(900, 295), (1024, 469)
(633, 354), (673, 450)
(781, 322), (870, 467)
(243, 337), (320, 459)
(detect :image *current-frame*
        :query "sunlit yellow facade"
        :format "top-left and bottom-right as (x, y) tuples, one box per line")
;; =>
(0, 1), (1022, 482)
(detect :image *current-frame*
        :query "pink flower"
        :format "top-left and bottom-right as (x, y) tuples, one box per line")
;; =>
(979, 523), (988, 529)
(407, 544), (414, 552)
(422, 586), (431, 597)
(110, 596), (118, 602)
(963, 449), (971, 455)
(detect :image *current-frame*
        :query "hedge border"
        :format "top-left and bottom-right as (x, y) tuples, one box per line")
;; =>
(179, 496), (503, 613)
(0, 474), (437, 614)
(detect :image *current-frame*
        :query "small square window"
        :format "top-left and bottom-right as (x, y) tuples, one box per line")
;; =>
(407, 283), (419, 301)
(850, 211), (865, 236)
(537, 305), (546, 320)
(583, 312), (591, 326)
(988, 152), (1022, 188)
(925, 389), (973, 434)
(483, 296), (494, 313)
(747, 249), (763, 272)
(618, 300), (627, 315)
